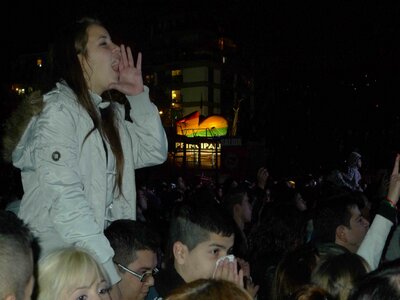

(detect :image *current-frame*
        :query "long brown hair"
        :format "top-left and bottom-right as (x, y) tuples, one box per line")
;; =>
(50, 17), (124, 194)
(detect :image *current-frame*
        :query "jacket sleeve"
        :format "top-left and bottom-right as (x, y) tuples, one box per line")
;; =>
(33, 101), (120, 284)
(384, 223), (400, 261)
(124, 86), (168, 169)
(357, 202), (396, 270)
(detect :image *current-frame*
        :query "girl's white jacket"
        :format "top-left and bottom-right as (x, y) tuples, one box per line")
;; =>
(12, 82), (168, 284)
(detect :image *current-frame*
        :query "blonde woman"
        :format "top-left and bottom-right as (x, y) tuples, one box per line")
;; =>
(37, 247), (111, 300)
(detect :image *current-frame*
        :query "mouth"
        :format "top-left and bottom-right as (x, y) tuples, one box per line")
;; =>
(111, 61), (119, 72)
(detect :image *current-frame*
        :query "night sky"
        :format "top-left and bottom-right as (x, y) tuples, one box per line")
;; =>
(5, 2), (400, 60)
(3, 1), (400, 174)
(3, 2), (399, 80)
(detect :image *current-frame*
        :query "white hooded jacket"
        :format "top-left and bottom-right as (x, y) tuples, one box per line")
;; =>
(12, 82), (168, 284)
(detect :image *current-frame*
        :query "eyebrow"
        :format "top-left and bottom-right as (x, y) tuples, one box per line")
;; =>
(73, 286), (89, 292)
(75, 279), (107, 290)
(137, 267), (153, 272)
(208, 243), (228, 249)
(97, 35), (109, 40)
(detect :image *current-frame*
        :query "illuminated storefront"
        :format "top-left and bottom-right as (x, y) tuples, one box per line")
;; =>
(172, 111), (228, 169)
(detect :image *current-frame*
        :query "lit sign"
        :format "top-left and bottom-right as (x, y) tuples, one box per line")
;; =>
(176, 111), (228, 137)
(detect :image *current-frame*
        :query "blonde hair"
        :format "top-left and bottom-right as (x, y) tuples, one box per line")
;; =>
(166, 279), (252, 300)
(311, 253), (370, 300)
(37, 247), (108, 300)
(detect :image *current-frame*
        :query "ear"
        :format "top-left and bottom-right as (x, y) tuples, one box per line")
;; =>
(5, 294), (16, 300)
(335, 225), (348, 243)
(77, 53), (84, 64)
(173, 241), (188, 265)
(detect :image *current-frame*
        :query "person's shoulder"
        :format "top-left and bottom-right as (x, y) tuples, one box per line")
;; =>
(316, 242), (349, 260)
(43, 83), (79, 110)
(44, 84), (71, 100)
(145, 286), (162, 300)
(153, 266), (185, 298)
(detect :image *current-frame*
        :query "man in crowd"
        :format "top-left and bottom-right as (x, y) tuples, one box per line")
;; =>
(0, 211), (35, 300)
(105, 219), (160, 300)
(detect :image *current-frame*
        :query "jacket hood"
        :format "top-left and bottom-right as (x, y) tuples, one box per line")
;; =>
(2, 91), (44, 163)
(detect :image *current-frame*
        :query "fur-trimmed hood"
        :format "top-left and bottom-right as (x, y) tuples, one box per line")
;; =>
(2, 91), (44, 163)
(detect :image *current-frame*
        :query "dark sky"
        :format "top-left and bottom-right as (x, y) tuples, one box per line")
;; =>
(4, 1), (400, 99)
(3, 1), (400, 172)
(4, 2), (400, 70)
(1, 3), (398, 53)
(5, 2), (400, 119)
(4, 1), (105, 57)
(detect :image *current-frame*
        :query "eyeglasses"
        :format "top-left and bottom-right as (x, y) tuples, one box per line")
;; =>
(116, 263), (159, 282)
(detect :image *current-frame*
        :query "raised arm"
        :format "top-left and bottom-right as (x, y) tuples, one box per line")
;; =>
(357, 154), (400, 270)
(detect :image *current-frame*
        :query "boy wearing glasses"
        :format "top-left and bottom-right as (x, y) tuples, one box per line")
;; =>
(105, 219), (160, 300)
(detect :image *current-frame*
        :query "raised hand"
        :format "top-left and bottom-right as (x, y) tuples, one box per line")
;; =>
(387, 154), (400, 205)
(109, 44), (144, 96)
(237, 258), (259, 299)
(213, 257), (244, 288)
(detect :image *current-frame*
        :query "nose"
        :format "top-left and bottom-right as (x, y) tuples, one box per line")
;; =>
(220, 250), (229, 258)
(144, 275), (155, 287)
(96, 293), (110, 300)
(112, 43), (121, 54)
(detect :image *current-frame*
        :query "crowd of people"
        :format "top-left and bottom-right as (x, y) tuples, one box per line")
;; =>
(3, 149), (400, 299)
(2, 15), (400, 300)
